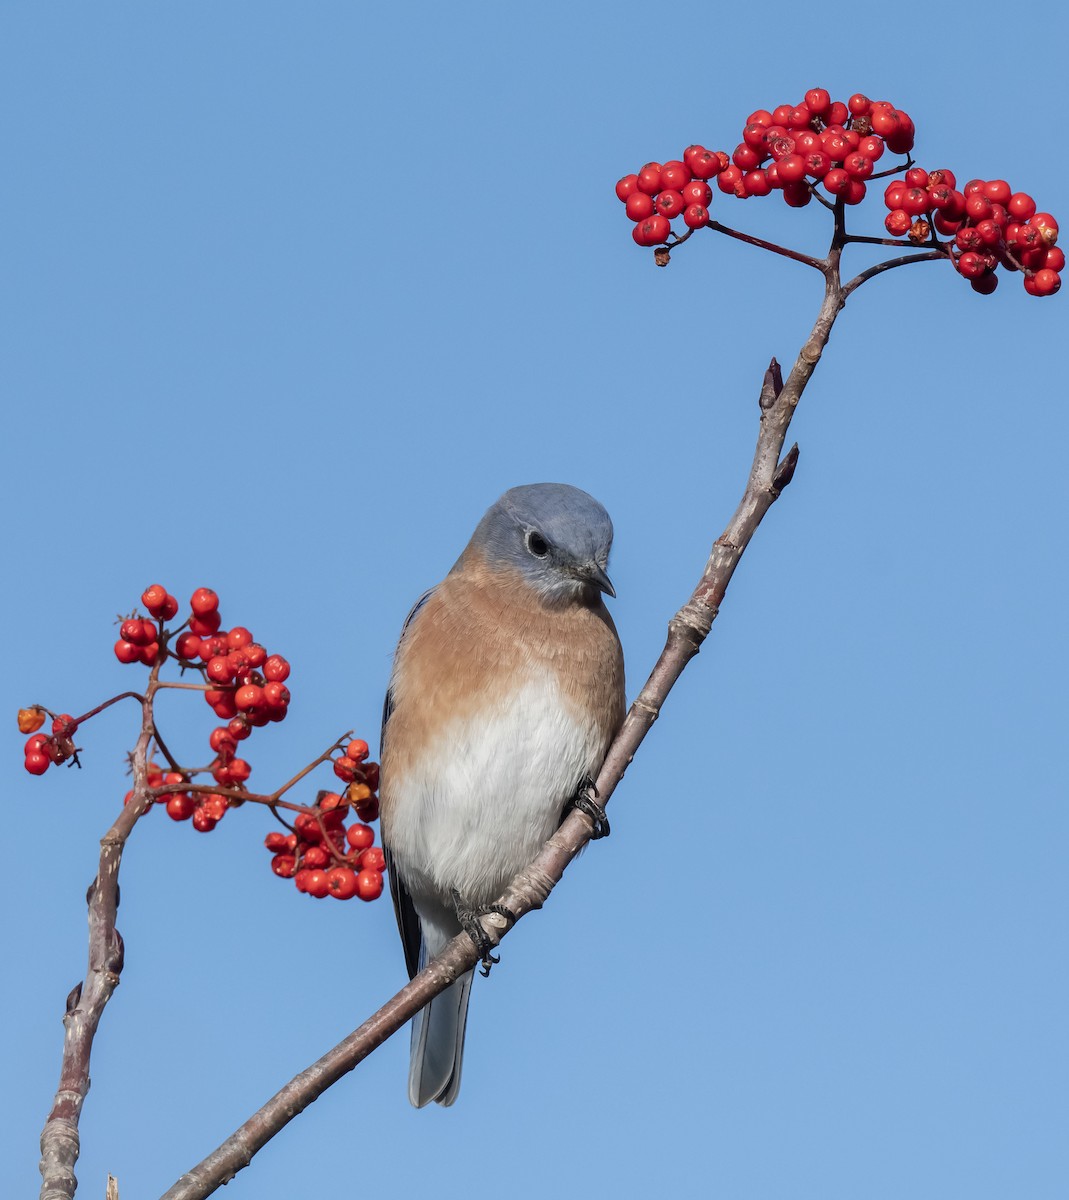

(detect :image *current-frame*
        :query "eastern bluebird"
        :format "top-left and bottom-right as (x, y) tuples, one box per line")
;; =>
(379, 483), (625, 1108)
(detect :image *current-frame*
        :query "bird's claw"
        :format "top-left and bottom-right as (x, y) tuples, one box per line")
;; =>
(451, 888), (515, 977)
(569, 775), (610, 839)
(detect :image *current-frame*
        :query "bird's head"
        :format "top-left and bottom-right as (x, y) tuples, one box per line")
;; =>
(466, 483), (616, 604)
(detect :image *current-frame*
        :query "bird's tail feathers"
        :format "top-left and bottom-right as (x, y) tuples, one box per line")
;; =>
(409, 923), (474, 1108)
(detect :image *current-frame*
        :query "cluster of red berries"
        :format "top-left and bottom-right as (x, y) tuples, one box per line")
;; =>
(115, 584), (293, 789)
(262, 741), (385, 901)
(122, 763), (235, 832)
(882, 171), (1061, 295)
(21, 708), (79, 776)
(615, 87), (1060, 296)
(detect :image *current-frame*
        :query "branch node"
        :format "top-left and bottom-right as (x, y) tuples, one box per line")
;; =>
(631, 697), (660, 722)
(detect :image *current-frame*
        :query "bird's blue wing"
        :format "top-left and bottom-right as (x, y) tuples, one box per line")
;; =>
(382, 587), (436, 981)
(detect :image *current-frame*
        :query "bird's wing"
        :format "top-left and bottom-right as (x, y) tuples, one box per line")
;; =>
(382, 587), (436, 980)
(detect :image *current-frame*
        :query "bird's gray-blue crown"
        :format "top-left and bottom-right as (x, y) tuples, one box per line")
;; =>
(465, 483), (616, 603)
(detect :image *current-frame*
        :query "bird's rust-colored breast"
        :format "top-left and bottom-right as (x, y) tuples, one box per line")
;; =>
(381, 550), (625, 787)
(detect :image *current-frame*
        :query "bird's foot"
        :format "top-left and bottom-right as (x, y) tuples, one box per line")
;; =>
(450, 888), (516, 977)
(568, 774), (610, 839)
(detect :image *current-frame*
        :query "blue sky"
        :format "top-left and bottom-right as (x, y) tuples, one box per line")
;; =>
(3, 5), (1067, 1199)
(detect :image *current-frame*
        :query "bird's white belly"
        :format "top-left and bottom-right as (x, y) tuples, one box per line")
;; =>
(387, 671), (601, 908)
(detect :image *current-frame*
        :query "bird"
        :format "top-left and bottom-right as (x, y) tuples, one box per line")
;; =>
(379, 483), (626, 1108)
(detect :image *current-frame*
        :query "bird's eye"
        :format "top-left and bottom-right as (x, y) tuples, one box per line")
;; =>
(526, 531), (549, 558)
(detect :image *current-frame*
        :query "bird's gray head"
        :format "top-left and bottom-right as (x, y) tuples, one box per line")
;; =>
(465, 483), (616, 604)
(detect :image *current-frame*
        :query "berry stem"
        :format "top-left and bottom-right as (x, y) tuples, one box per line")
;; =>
(706, 220), (825, 271)
(841, 249), (946, 300)
(71, 691), (147, 726)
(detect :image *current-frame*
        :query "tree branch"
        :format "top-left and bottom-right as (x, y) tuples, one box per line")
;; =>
(157, 327), (823, 1198)
(38, 678), (159, 1200)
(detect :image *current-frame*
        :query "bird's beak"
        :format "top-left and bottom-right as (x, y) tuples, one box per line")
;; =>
(585, 562), (616, 598)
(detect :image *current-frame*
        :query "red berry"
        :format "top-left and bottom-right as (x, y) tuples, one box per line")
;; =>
(654, 190), (685, 219)
(175, 632), (202, 660)
(141, 584), (168, 613)
(333, 756), (357, 782)
(207, 656), (234, 684)
(327, 867), (359, 899)
(635, 163), (662, 195)
(659, 160), (688, 190)
(189, 611), (222, 637)
(632, 215), (670, 247)
(957, 252), (987, 280)
(970, 273), (999, 296)
(965, 194), (993, 222)
(1008, 192), (1036, 221)
(822, 168), (850, 196)
(615, 174), (638, 202)
(24, 750), (50, 775)
(1032, 213), (1059, 246)
(346, 823), (375, 852)
(900, 188), (930, 217)
(681, 180), (712, 207)
(303, 845), (330, 869)
(804, 87), (830, 116)
(624, 192), (653, 222)
(781, 182), (811, 208)
(120, 618), (151, 645)
(885, 210), (911, 236)
(305, 869), (330, 899)
(742, 122), (770, 151)
(271, 854), (297, 878)
(682, 144), (708, 171)
(742, 169), (771, 197)
(355, 796), (380, 823)
(689, 150), (724, 180)
(235, 684), (265, 712)
(359, 846), (387, 873)
(52, 713), (78, 736)
(345, 738), (370, 763)
(263, 655), (290, 682)
(715, 165), (742, 194)
(191, 808), (217, 832)
(227, 627), (253, 650)
(166, 794), (195, 821)
(732, 143), (763, 172)
(982, 179), (1011, 205)
(683, 203), (710, 229)
(776, 154), (806, 184)
(190, 587), (219, 616)
(355, 869), (384, 902)
(847, 93), (870, 117)
(803, 150), (831, 178)
(227, 715), (252, 741)
(1030, 268), (1061, 296)
(228, 758), (251, 783)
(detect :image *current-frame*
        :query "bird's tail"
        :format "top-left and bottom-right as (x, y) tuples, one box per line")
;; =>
(409, 923), (474, 1107)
